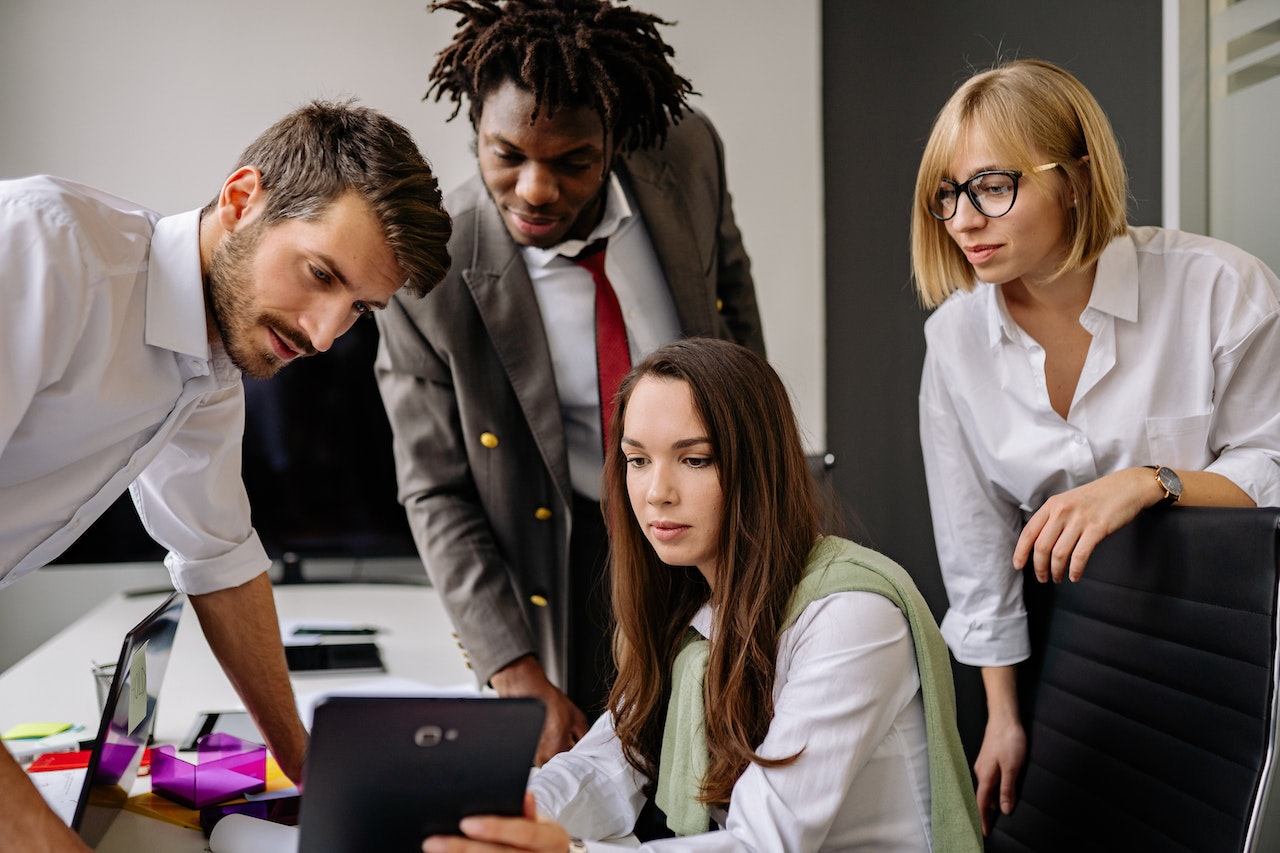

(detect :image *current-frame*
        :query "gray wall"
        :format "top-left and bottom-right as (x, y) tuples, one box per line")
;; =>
(822, 0), (1164, 756)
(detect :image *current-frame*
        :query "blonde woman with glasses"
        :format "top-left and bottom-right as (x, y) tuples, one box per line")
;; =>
(911, 58), (1280, 836)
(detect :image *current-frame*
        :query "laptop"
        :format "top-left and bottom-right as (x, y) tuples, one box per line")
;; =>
(297, 695), (545, 852)
(35, 590), (186, 846)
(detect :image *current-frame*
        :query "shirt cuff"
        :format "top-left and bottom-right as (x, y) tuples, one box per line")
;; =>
(1206, 451), (1280, 508)
(940, 607), (1031, 667)
(164, 529), (271, 595)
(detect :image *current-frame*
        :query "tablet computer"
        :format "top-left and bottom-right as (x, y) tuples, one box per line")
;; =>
(298, 695), (545, 852)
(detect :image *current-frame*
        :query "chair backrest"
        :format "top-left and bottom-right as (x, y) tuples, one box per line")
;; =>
(987, 506), (1280, 853)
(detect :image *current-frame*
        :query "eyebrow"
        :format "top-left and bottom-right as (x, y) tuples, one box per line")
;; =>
(950, 164), (1005, 180)
(488, 132), (601, 160)
(315, 251), (390, 311)
(621, 436), (713, 450)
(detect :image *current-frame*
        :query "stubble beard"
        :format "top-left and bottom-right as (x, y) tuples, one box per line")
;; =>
(205, 220), (288, 381)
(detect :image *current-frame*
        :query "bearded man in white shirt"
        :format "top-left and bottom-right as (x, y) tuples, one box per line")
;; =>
(0, 99), (451, 852)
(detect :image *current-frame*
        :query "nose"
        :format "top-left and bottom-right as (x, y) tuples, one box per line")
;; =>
(646, 463), (677, 506)
(948, 190), (985, 232)
(515, 162), (559, 208)
(300, 298), (355, 354)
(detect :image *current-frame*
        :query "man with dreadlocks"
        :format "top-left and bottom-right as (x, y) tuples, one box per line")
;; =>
(375, 0), (765, 768)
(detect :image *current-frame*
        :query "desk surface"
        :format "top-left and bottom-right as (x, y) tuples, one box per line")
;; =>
(0, 581), (476, 851)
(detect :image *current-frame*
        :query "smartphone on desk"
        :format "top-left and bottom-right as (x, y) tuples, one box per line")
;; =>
(284, 641), (385, 674)
(199, 794), (301, 836)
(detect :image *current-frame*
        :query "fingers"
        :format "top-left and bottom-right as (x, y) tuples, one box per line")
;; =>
(1011, 511), (1045, 571)
(974, 770), (997, 836)
(999, 766), (1018, 818)
(1067, 531), (1100, 582)
(1018, 499), (1086, 584)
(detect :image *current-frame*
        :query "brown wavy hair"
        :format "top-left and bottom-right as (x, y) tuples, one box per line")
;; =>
(601, 338), (820, 808)
(204, 99), (451, 299)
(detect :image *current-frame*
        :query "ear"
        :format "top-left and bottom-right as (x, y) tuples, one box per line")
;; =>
(215, 166), (265, 234)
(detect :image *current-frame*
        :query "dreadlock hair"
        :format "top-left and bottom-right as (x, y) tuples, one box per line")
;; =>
(425, 0), (695, 153)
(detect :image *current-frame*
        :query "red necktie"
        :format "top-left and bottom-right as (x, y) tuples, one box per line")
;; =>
(571, 240), (630, 454)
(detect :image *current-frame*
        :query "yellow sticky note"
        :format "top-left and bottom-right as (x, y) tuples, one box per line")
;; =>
(128, 640), (148, 736)
(2, 722), (73, 740)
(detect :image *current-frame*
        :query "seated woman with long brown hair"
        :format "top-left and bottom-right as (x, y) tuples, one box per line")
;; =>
(423, 338), (981, 852)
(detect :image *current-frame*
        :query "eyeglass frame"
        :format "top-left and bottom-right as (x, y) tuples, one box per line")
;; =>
(927, 162), (1060, 222)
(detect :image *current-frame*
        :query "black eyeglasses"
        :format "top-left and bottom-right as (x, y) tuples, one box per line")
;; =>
(927, 162), (1059, 221)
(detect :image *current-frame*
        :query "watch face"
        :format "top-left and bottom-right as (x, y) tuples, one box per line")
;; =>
(1157, 466), (1183, 499)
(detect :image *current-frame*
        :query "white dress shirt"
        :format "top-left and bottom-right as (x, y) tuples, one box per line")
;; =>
(0, 175), (270, 595)
(522, 173), (681, 499)
(920, 226), (1280, 666)
(529, 590), (933, 851)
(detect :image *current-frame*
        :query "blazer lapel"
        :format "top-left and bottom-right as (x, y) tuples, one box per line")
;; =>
(621, 150), (715, 337)
(463, 200), (573, 508)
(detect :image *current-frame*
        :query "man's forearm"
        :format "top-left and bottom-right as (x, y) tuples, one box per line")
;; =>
(189, 573), (308, 783)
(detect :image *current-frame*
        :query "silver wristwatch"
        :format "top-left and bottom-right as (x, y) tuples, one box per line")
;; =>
(568, 839), (589, 853)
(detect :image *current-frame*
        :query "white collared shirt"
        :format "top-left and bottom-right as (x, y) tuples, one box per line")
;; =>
(522, 173), (680, 499)
(529, 590), (932, 851)
(0, 175), (269, 595)
(920, 226), (1280, 666)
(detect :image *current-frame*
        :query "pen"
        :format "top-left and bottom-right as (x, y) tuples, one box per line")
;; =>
(291, 626), (379, 636)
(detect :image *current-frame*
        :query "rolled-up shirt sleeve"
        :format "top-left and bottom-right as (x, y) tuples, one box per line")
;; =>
(919, 346), (1030, 667)
(132, 368), (270, 596)
(1200, 262), (1280, 507)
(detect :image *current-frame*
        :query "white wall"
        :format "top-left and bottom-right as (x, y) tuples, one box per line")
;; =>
(0, 0), (823, 669)
(0, 0), (824, 449)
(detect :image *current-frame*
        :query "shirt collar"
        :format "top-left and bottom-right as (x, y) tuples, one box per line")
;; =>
(1085, 232), (1138, 322)
(521, 172), (633, 270)
(145, 208), (211, 360)
(982, 231), (1137, 348)
(690, 602), (713, 640)
(985, 285), (1016, 349)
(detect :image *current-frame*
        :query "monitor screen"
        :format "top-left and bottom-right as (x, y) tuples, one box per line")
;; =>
(51, 320), (416, 565)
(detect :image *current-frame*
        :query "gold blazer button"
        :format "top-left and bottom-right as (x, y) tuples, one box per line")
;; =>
(480, 432), (499, 448)
(534, 507), (552, 521)
(529, 594), (549, 607)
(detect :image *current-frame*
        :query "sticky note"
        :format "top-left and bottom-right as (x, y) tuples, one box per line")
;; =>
(128, 640), (148, 735)
(2, 722), (73, 740)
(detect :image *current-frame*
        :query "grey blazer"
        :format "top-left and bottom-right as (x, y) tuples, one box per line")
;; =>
(374, 109), (765, 688)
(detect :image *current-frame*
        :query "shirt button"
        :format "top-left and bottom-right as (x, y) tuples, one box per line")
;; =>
(480, 432), (499, 449)
(529, 594), (549, 607)
(534, 507), (552, 521)
(1074, 434), (1086, 445)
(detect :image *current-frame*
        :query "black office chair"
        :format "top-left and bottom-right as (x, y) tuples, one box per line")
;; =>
(987, 506), (1280, 853)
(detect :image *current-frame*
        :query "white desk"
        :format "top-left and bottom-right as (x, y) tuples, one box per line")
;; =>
(0, 581), (476, 851)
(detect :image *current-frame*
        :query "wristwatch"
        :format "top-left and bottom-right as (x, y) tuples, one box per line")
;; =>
(568, 839), (589, 853)
(1145, 465), (1183, 507)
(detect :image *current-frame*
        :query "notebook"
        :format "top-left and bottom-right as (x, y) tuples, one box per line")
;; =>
(296, 695), (545, 852)
(34, 590), (186, 846)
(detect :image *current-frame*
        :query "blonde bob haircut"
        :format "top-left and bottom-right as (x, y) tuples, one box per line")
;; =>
(910, 59), (1129, 309)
